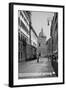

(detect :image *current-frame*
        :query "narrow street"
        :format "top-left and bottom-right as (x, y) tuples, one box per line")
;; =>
(18, 57), (56, 79)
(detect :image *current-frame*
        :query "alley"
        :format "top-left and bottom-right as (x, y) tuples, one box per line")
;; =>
(18, 57), (56, 79)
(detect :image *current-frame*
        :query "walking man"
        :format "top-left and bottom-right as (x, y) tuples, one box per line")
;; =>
(37, 53), (39, 63)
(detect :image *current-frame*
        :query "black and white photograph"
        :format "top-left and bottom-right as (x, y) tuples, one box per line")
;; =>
(9, 3), (64, 87)
(18, 11), (58, 79)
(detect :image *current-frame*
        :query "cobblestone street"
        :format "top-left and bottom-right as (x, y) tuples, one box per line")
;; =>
(18, 57), (56, 79)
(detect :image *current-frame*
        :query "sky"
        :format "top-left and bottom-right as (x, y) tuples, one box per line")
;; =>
(31, 11), (54, 40)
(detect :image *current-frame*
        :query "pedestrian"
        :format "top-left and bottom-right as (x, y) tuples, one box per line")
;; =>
(37, 53), (39, 63)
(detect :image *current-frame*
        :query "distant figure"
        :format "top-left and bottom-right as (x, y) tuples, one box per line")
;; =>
(37, 53), (39, 63)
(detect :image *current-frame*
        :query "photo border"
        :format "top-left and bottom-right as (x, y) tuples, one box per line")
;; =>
(9, 2), (65, 87)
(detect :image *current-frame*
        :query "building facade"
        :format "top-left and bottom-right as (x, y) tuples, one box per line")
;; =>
(18, 10), (38, 62)
(50, 13), (58, 76)
(46, 37), (52, 56)
(46, 13), (58, 56)
(51, 13), (58, 53)
(50, 13), (58, 55)
(46, 13), (58, 76)
(38, 28), (47, 57)
(30, 26), (38, 59)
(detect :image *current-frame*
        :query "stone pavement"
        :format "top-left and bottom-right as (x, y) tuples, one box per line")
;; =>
(18, 57), (56, 79)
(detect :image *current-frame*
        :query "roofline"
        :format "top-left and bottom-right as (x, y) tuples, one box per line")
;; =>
(31, 25), (38, 38)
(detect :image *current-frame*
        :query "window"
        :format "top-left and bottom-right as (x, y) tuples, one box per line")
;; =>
(55, 23), (58, 31)
(39, 52), (41, 56)
(20, 20), (29, 34)
(18, 32), (20, 41)
(39, 43), (40, 47)
(18, 17), (21, 26)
